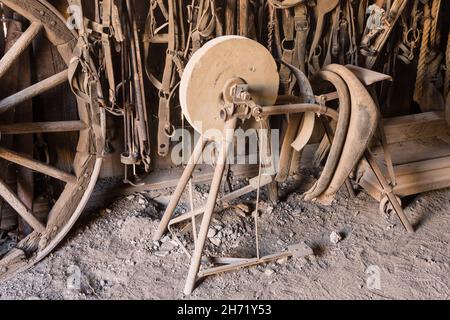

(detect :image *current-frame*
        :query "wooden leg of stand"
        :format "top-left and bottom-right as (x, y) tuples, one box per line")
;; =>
(365, 151), (414, 233)
(153, 137), (207, 241)
(183, 118), (238, 295)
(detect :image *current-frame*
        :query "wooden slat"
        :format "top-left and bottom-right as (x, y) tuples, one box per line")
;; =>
(0, 179), (45, 233)
(438, 135), (450, 144)
(0, 147), (77, 183)
(239, 0), (248, 37)
(384, 111), (449, 144)
(395, 156), (450, 176)
(0, 121), (87, 135)
(358, 156), (450, 200)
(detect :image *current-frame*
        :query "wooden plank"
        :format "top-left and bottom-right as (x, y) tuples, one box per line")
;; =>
(239, 0), (248, 37)
(394, 156), (450, 176)
(88, 164), (258, 209)
(226, 0), (237, 35)
(384, 111), (449, 144)
(13, 22), (34, 236)
(358, 156), (450, 200)
(438, 135), (450, 144)
(372, 137), (450, 166)
(394, 166), (450, 197)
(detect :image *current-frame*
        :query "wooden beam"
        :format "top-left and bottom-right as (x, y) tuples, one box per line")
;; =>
(0, 121), (87, 135)
(239, 0), (248, 37)
(0, 69), (68, 114)
(0, 179), (45, 233)
(0, 147), (77, 184)
(0, 21), (42, 79)
(87, 163), (259, 210)
(226, 0), (237, 35)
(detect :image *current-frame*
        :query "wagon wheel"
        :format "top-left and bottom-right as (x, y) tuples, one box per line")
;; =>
(0, 0), (103, 280)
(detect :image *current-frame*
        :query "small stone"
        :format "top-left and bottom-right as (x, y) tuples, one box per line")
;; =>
(289, 242), (314, 258)
(277, 239), (286, 246)
(153, 241), (161, 248)
(207, 228), (217, 238)
(138, 198), (146, 205)
(38, 237), (48, 250)
(264, 269), (275, 277)
(330, 231), (343, 244)
(236, 203), (251, 213)
(252, 210), (261, 219)
(250, 268), (260, 275)
(100, 208), (112, 216)
(161, 236), (171, 243)
(154, 250), (170, 258)
(214, 224), (224, 231)
(161, 241), (177, 251)
(210, 237), (221, 247)
(126, 195), (134, 201)
(277, 257), (289, 265)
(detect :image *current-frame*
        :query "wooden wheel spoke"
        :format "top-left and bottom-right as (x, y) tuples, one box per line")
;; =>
(0, 69), (68, 115)
(0, 178), (45, 233)
(0, 121), (87, 135)
(0, 147), (77, 184)
(0, 21), (42, 80)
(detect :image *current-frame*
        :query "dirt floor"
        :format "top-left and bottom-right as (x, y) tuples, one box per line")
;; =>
(0, 171), (449, 300)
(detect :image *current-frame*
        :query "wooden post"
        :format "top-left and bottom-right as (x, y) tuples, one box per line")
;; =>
(225, 0), (237, 35)
(13, 15), (35, 236)
(239, 0), (248, 37)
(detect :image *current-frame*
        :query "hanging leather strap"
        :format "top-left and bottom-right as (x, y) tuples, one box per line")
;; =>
(294, 4), (309, 73)
(279, 9), (296, 94)
(101, 0), (117, 104)
(158, 0), (178, 157)
(143, 2), (169, 91)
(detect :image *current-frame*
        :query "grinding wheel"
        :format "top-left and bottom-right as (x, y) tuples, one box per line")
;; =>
(180, 36), (279, 137)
